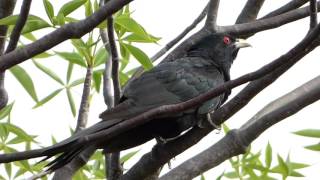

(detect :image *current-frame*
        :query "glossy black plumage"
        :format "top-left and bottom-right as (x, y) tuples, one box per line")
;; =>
(40, 34), (249, 171)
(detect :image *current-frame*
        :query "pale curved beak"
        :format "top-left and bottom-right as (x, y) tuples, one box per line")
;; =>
(235, 38), (252, 49)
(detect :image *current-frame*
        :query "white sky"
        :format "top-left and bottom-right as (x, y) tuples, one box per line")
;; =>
(4, 0), (320, 179)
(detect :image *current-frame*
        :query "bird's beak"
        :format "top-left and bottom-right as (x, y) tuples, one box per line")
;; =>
(235, 39), (251, 49)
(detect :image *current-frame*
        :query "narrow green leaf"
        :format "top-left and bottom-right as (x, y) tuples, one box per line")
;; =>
(71, 39), (91, 64)
(56, 51), (86, 67)
(93, 71), (102, 92)
(0, 102), (14, 121)
(10, 65), (38, 102)
(22, 15), (51, 34)
(33, 60), (64, 85)
(23, 32), (37, 41)
(120, 150), (139, 163)
(85, 0), (93, 17)
(51, 135), (57, 144)
(7, 137), (26, 144)
(66, 89), (76, 117)
(33, 89), (63, 108)
(293, 129), (320, 138)
(33, 52), (52, 59)
(224, 171), (238, 179)
(93, 47), (109, 67)
(290, 162), (310, 169)
(55, 13), (66, 25)
(66, 62), (74, 83)
(265, 142), (272, 168)
(119, 43), (130, 71)
(123, 33), (161, 43)
(69, 78), (85, 87)
(115, 16), (149, 39)
(200, 174), (205, 180)
(43, 0), (54, 23)
(121, 43), (153, 70)
(2, 123), (34, 142)
(119, 71), (129, 85)
(93, 0), (99, 12)
(5, 163), (12, 178)
(289, 171), (305, 177)
(222, 123), (230, 133)
(277, 154), (289, 178)
(305, 144), (320, 151)
(58, 0), (87, 17)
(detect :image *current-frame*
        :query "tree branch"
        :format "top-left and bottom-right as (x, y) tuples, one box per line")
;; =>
(263, 0), (309, 18)
(160, 75), (320, 180)
(0, 0), (17, 109)
(205, 0), (220, 31)
(105, 8), (123, 180)
(0, 0), (134, 71)
(310, 0), (318, 29)
(236, 0), (266, 24)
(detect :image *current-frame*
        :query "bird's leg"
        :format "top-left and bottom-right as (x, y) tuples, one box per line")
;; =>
(206, 113), (221, 130)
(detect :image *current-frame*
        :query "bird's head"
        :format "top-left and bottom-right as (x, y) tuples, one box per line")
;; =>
(188, 33), (251, 70)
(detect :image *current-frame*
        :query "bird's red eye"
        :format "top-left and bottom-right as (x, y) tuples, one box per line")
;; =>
(223, 36), (231, 45)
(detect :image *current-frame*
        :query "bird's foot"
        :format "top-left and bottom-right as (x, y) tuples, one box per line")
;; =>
(197, 113), (221, 131)
(155, 136), (168, 145)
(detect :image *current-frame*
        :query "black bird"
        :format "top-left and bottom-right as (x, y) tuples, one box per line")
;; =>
(0, 33), (250, 171)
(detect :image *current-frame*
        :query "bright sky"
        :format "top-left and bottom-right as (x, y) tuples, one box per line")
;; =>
(5, 0), (320, 179)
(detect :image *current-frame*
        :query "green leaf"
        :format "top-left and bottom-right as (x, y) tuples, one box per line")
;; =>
(66, 89), (76, 117)
(7, 136), (26, 144)
(10, 65), (38, 102)
(224, 171), (238, 179)
(115, 16), (150, 39)
(293, 129), (320, 138)
(121, 43), (153, 70)
(290, 162), (309, 169)
(66, 62), (74, 83)
(200, 174), (205, 180)
(43, 0), (54, 23)
(276, 154), (289, 178)
(94, 47), (109, 67)
(119, 71), (129, 85)
(71, 39), (91, 65)
(23, 32), (37, 41)
(5, 163), (12, 178)
(58, 0), (87, 17)
(265, 142), (272, 168)
(0, 102), (14, 121)
(33, 60), (64, 85)
(33, 52), (52, 59)
(2, 123), (34, 142)
(69, 78), (85, 87)
(222, 123), (230, 133)
(289, 171), (305, 177)
(0, 14), (51, 34)
(55, 13), (65, 25)
(120, 150), (139, 164)
(93, 71), (102, 92)
(33, 89), (63, 108)
(123, 33), (161, 43)
(85, 0), (93, 17)
(56, 51), (86, 67)
(305, 144), (320, 151)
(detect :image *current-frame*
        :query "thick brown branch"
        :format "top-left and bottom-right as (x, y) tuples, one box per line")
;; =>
(236, 0), (266, 24)
(0, 0), (134, 71)
(160, 75), (320, 180)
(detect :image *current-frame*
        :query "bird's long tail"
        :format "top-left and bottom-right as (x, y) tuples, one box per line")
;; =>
(0, 119), (122, 171)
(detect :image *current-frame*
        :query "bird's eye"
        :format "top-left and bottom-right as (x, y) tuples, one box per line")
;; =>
(223, 36), (231, 45)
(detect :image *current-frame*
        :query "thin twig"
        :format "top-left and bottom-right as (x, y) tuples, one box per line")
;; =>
(5, 0), (32, 53)
(263, 0), (309, 18)
(205, 0), (220, 31)
(160, 75), (320, 180)
(236, 0), (266, 24)
(310, 0), (318, 29)
(27, 171), (50, 180)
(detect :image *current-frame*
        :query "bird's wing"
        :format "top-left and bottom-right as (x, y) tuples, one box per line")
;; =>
(100, 57), (226, 121)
